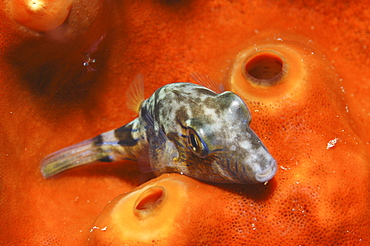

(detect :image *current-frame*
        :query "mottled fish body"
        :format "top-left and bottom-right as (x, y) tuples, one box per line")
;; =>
(40, 74), (277, 184)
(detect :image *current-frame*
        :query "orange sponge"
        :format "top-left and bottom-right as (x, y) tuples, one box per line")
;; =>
(9, 0), (72, 32)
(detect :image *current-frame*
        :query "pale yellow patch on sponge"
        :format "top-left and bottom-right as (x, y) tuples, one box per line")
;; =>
(27, 0), (46, 12)
(9, 0), (73, 32)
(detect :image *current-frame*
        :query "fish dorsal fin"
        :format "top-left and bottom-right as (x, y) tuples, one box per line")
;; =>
(190, 72), (225, 94)
(126, 74), (145, 114)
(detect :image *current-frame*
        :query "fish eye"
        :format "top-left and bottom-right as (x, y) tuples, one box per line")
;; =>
(186, 128), (208, 158)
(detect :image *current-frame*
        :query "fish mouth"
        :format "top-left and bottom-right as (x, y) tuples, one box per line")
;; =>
(255, 159), (277, 183)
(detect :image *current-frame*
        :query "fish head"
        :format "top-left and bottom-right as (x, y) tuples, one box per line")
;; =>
(181, 91), (277, 184)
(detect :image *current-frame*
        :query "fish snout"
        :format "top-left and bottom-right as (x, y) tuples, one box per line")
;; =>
(254, 158), (277, 183)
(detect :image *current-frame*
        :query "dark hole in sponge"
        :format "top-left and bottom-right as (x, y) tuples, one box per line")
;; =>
(243, 53), (284, 86)
(134, 186), (166, 218)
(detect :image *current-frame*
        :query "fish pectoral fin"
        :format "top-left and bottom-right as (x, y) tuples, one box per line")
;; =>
(137, 145), (152, 173)
(148, 139), (182, 175)
(190, 72), (225, 94)
(126, 73), (145, 114)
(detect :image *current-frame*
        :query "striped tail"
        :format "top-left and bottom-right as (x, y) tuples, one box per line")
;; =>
(40, 121), (140, 178)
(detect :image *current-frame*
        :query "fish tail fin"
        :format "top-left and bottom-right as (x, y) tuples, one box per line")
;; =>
(40, 128), (130, 179)
(40, 138), (114, 178)
(126, 73), (145, 113)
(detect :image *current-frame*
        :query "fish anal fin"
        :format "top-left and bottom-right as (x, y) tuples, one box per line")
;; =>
(126, 74), (145, 114)
(190, 72), (225, 94)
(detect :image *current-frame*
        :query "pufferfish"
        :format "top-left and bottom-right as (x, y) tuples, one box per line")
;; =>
(40, 74), (277, 184)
